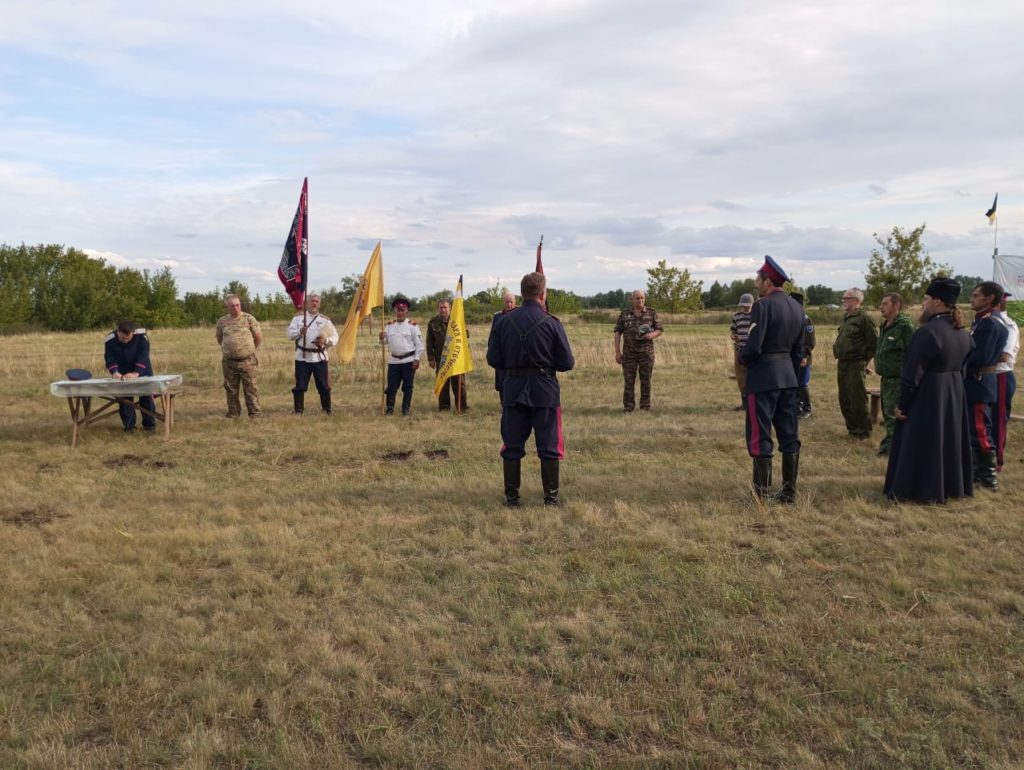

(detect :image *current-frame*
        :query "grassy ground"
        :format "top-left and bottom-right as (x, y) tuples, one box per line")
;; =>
(1, 320), (1022, 769)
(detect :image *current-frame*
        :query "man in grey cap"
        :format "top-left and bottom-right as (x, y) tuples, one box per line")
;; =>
(730, 294), (754, 410)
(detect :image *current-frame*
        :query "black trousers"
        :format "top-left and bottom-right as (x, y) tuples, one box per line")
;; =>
(293, 360), (330, 396)
(744, 388), (800, 458)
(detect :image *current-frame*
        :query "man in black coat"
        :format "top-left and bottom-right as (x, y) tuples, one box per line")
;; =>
(884, 278), (974, 503)
(739, 256), (805, 502)
(486, 272), (575, 507)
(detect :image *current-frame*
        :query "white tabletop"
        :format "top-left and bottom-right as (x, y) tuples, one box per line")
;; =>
(50, 375), (183, 397)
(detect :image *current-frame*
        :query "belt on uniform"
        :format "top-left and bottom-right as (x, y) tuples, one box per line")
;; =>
(297, 345), (325, 353)
(506, 367), (553, 376)
(391, 350), (416, 360)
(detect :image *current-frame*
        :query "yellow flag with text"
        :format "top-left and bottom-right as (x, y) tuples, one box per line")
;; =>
(337, 242), (384, 363)
(433, 275), (474, 396)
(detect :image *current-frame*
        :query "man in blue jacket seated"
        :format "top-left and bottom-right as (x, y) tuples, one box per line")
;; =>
(104, 320), (156, 433)
(487, 272), (575, 507)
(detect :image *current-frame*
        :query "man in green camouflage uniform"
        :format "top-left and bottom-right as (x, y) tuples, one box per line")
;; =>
(874, 292), (915, 456)
(216, 294), (263, 418)
(614, 290), (664, 411)
(833, 287), (878, 438)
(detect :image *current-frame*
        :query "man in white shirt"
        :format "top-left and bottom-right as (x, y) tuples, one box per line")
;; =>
(379, 296), (425, 415)
(993, 291), (1020, 471)
(286, 294), (338, 415)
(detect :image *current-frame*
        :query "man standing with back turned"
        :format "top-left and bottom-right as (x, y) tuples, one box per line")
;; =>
(833, 287), (878, 439)
(487, 272), (575, 507)
(739, 256), (805, 502)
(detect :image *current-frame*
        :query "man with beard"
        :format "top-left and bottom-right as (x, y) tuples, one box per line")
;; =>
(965, 281), (1008, 489)
(884, 278), (974, 503)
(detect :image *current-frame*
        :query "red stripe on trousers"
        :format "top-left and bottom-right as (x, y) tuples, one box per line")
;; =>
(747, 392), (761, 456)
(973, 403), (993, 452)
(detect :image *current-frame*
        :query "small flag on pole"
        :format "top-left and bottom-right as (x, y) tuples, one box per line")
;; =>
(337, 241), (385, 363)
(986, 193), (998, 225)
(433, 275), (474, 396)
(535, 234), (544, 274)
(277, 178), (308, 309)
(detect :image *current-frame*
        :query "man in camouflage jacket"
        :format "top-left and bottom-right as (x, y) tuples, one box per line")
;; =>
(614, 290), (664, 411)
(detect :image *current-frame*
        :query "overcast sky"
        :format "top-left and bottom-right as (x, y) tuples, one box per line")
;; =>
(2, 1), (1021, 299)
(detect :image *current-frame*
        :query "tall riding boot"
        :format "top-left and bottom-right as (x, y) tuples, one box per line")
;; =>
(752, 457), (772, 500)
(385, 394), (395, 415)
(971, 448), (982, 485)
(799, 386), (812, 417)
(978, 450), (999, 490)
(503, 458), (521, 507)
(541, 459), (560, 506)
(292, 391), (304, 415)
(320, 390), (332, 415)
(775, 452), (799, 503)
(401, 390), (413, 416)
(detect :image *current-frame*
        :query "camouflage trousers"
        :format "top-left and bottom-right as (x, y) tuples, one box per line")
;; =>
(223, 355), (262, 417)
(622, 349), (654, 410)
(879, 375), (900, 452)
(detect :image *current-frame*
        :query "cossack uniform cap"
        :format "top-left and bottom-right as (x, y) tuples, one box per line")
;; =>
(759, 255), (790, 285)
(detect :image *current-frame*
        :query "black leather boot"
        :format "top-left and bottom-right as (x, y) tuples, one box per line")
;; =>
(774, 452), (799, 503)
(503, 458), (521, 507)
(385, 394), (395, 415)
(541, 459), (560, 506)
(292, 391), (304, 414)
(799, 386), (812, 417)
(320, 390), (332, 415)
(977, 450), (998, 490)
(752, 457), (772, 500)
(401, 390), (413, 416)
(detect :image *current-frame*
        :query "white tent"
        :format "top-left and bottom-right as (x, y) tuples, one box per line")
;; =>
(993, 253), (1024, 324)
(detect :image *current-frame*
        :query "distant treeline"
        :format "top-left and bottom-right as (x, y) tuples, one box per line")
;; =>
(0, 244), (650, 332)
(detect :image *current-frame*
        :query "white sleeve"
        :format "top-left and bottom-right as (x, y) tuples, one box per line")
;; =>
(286, 316), (302, 341)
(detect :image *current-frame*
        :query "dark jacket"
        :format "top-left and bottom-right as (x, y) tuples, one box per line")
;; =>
(486, 300), (574, 408)
(104, 330), (153, 377)
(964, 313), (1009, 404)
(833, 309), (878, 362)
(875, 312), (916, 378)
(739, 290), (805, 393)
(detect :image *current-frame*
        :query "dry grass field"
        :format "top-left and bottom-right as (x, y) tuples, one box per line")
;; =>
(1, 319), (1022, 769)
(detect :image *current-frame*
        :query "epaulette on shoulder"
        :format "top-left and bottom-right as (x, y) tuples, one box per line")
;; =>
(409, 319), (418, 325)
(135, 328), (148, 336)
(546, 312), (561, 321)
(103, 331), (116, 343)
(386, 320), (395, 325)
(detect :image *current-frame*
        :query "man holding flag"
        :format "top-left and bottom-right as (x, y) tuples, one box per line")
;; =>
(287, 294), (338, 415)
(428, 295), (470, 412)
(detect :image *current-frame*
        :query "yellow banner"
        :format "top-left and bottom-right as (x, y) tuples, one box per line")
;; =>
(433, 276), (474, 396)
(337, 242), (384, 363)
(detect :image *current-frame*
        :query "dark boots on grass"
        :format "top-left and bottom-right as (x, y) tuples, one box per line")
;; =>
(502, 458), (560, 507)
(752, 453), (799, 503)
(972, 448), (998, 490)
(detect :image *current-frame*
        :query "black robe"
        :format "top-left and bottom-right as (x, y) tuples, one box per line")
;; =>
(883, 313), (974, 503)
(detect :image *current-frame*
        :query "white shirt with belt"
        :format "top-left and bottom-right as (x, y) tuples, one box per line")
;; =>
(287, 314), (339, 363)
(381, 319), (425, 365)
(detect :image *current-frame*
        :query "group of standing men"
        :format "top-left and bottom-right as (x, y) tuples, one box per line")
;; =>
(102, 265), (1016, 508)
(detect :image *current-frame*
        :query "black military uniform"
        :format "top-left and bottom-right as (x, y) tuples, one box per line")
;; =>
(739, 256), (805, 502)
(965, 299), (1008, 489)
(103, 325), (156, 432)
(486, 297), (575, 506)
